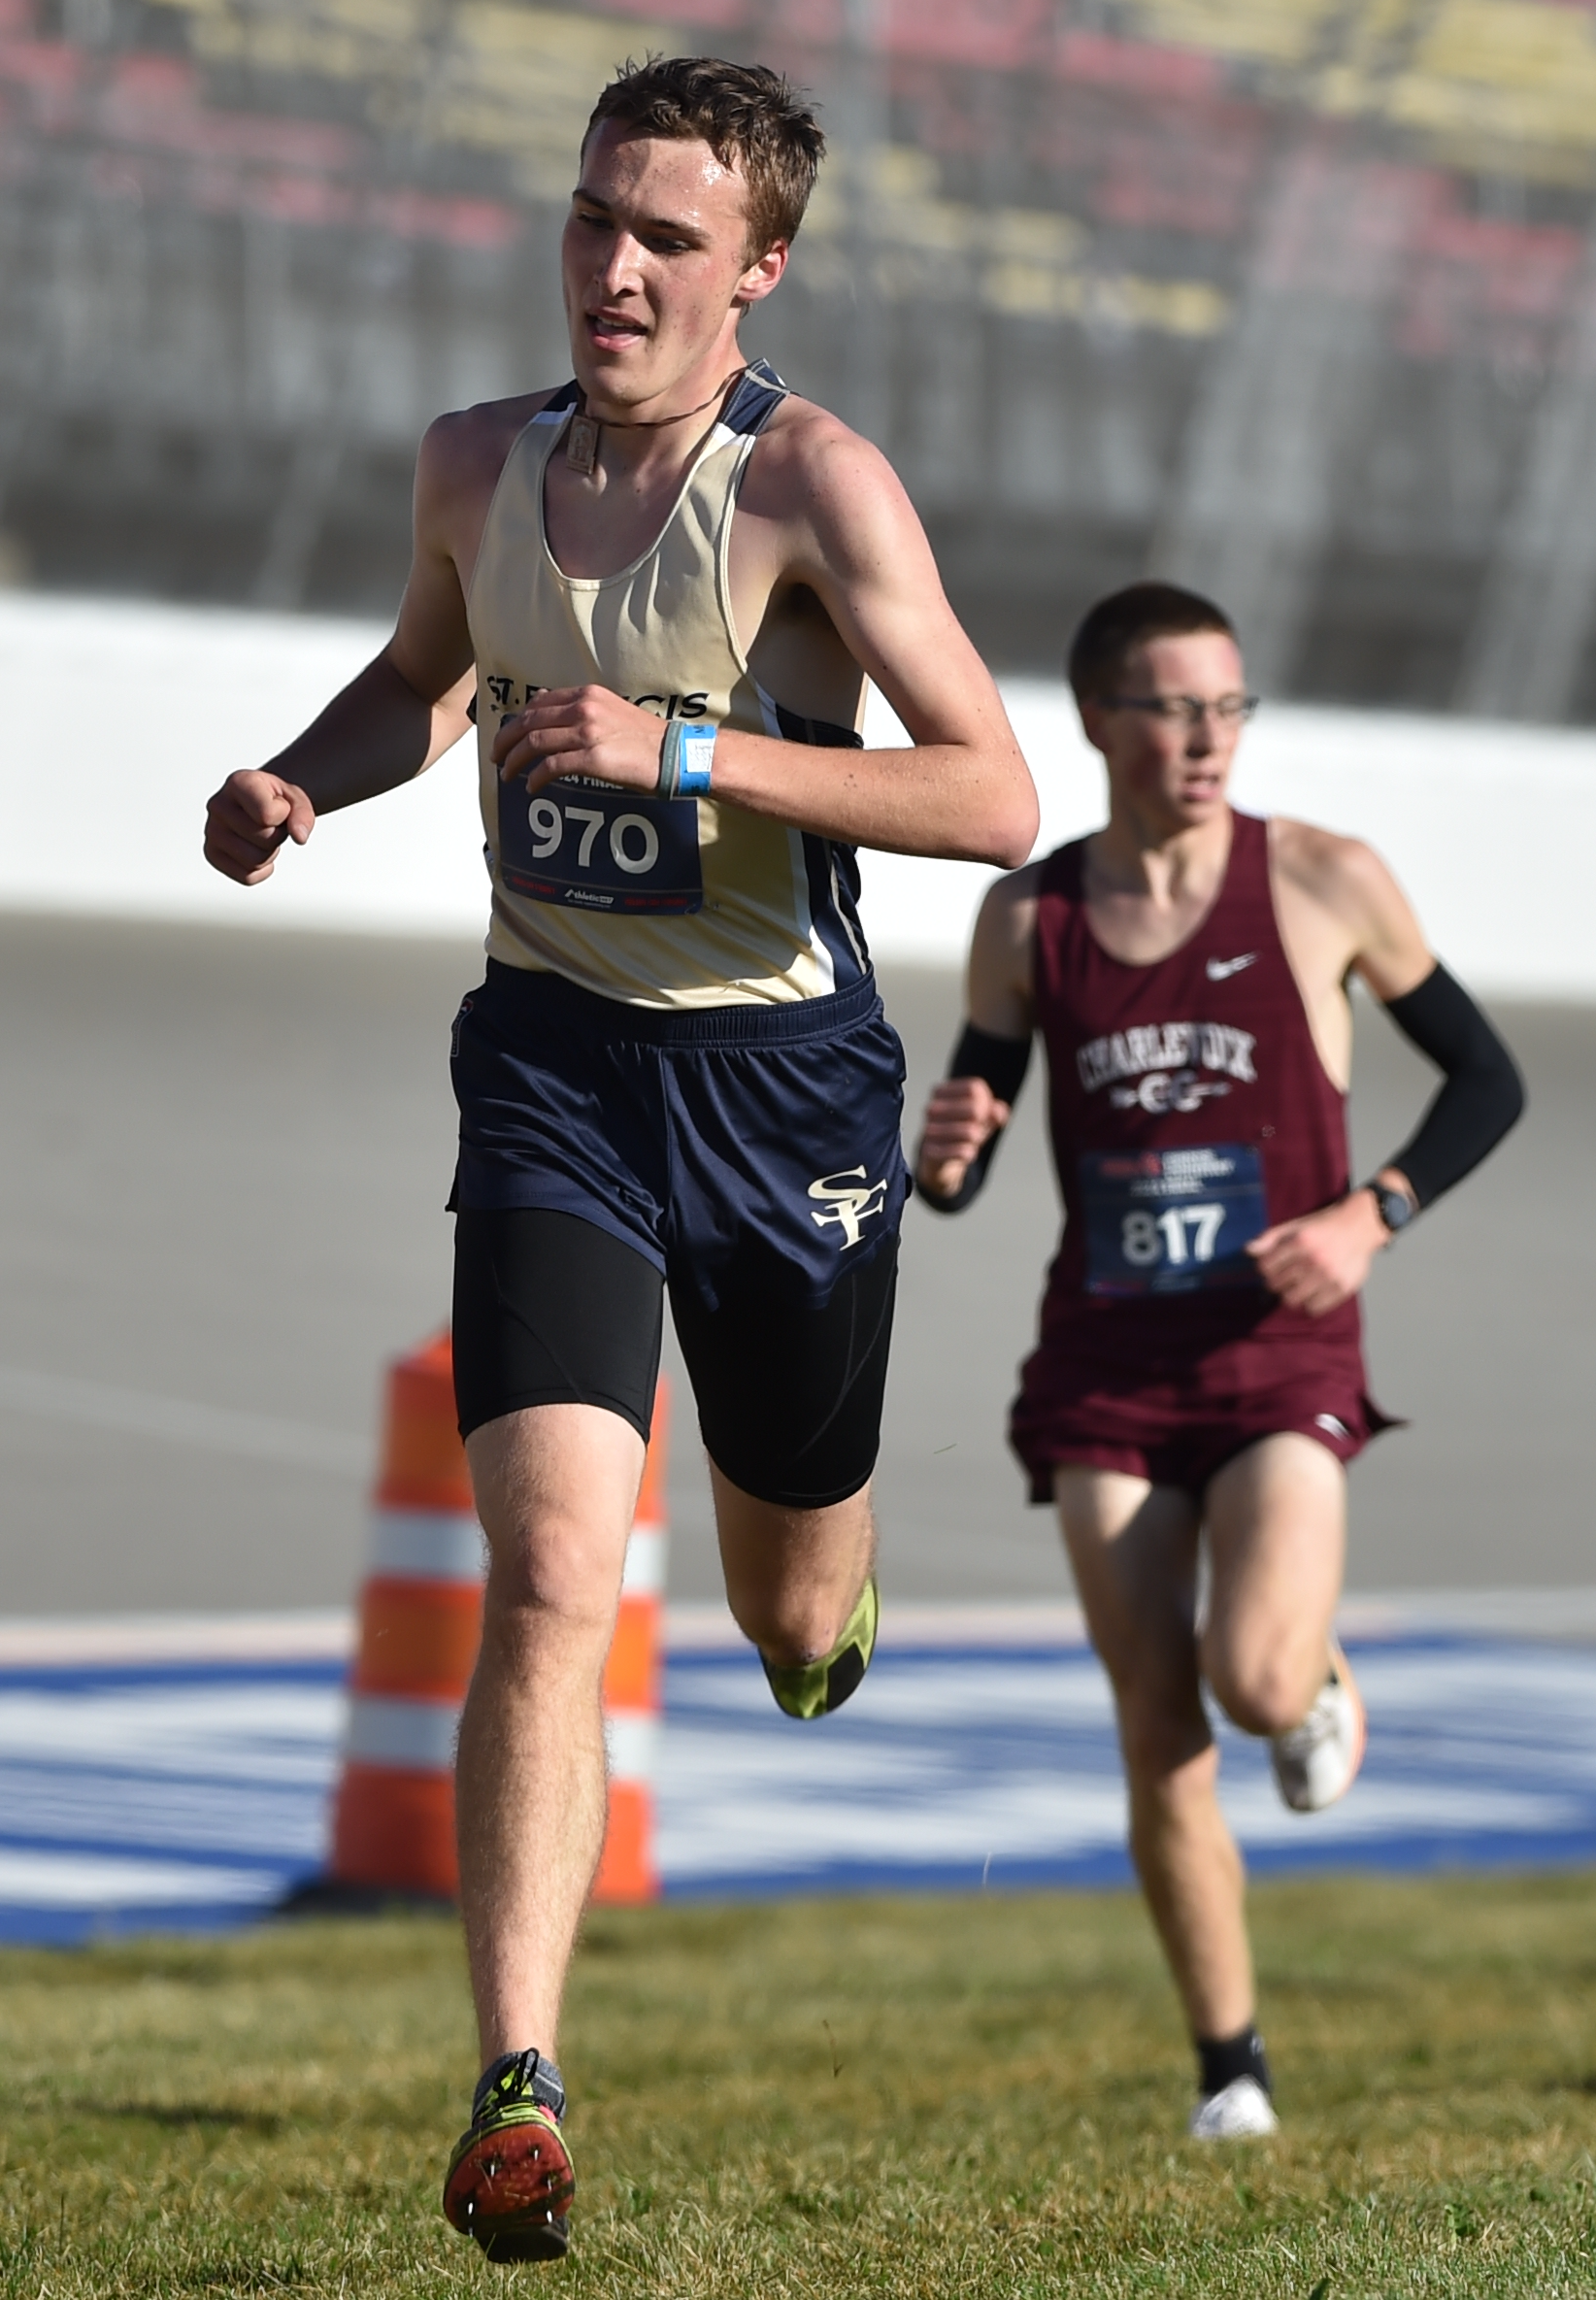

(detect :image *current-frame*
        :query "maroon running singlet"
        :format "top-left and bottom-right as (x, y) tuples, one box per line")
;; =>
(1011, 810), (1396, 1502)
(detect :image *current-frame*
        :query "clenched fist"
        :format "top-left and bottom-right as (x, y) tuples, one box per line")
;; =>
(1245, 1187), (1393, 1317)
(914, 1073), (1012, 1201)
(204, 770), (316, 885)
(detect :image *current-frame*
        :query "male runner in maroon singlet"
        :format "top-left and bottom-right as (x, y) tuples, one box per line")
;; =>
(915, 583), (1523, 2140)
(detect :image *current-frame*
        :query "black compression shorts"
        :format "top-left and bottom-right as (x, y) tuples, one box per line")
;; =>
(453, 1207), (898, 1511)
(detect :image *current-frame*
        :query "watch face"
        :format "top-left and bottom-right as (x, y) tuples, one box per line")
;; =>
(1378, 1186), (1413, 1233)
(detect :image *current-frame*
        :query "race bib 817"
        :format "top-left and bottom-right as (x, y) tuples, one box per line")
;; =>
(1080, 1144), (1267, 1297)
(498, 773), (704, 916)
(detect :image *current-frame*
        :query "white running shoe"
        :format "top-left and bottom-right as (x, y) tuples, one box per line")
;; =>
(1188, 2076), (1280, 2140)
(1270, 1637), (1367, 1814)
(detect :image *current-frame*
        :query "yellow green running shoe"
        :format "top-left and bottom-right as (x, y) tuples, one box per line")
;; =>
(443, 2049), (575, 2264)
(760, 1576), (878, 1719)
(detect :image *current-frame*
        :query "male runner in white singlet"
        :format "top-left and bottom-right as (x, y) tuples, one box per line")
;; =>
(916, 583), (1522, 2141)
(205, 57), (1036, 2261)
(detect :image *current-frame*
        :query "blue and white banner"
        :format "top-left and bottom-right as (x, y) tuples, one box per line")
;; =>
(1, 1609), (1594, 1942)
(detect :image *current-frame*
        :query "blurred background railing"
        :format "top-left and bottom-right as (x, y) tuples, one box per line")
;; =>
(9, 0), (1596, 715)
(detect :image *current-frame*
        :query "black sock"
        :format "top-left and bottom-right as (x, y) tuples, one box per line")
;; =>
(473, 2049), (566, 2123)
(1195, 2024), (1272, 2100)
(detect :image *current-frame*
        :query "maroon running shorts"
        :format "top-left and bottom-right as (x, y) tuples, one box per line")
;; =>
(1010, 1324), (1399, 1505)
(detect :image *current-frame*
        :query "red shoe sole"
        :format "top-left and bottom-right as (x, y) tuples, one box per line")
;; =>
(444, 2114), (576, 2253)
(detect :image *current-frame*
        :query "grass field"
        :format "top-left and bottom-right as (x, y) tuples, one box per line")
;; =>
(4, 1874), (1596, 2296)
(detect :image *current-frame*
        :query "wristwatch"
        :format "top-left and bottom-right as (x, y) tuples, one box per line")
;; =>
(1364, 1181), (1415, 1236)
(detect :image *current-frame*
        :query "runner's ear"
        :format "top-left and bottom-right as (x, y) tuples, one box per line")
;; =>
(735, 241), (787, 308)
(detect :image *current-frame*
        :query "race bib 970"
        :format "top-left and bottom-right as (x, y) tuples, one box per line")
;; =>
(498, 773), (704, 916)
(1080, 1144), (1266, 1297)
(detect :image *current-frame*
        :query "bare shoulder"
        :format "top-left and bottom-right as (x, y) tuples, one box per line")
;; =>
(1269, 815), (1432, 993)
(739, 394), (921, 555)
(417, 390), (554, 497)
(1270, 816), (1406, 920)
(979, 857), (1047, 937)
(411, 391), (560, 587)
(747, 391), (887, 480)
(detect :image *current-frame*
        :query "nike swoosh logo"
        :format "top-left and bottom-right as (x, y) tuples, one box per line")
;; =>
(1206, 951), (1259, 981)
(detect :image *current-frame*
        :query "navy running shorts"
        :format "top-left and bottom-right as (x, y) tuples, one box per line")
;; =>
(447, 962), (910, 1507)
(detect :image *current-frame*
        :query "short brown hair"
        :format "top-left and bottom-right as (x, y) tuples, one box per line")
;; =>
(583, 55), (825, 261)
(1068, 583), (1238, 704)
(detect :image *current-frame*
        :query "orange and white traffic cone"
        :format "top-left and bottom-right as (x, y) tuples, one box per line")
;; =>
(303, 1332), (669, 1908)
(328, 1328), (482, 1900)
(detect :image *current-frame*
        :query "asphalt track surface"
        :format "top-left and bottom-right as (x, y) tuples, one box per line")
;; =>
(0, 912), (1585, 1616)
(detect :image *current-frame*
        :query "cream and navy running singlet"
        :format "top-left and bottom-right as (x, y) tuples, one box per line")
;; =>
(467, 358), (873, 1011)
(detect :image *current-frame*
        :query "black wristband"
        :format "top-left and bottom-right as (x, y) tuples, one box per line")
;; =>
(1379, 962), (1525, 1209)
(917, 1024), (1032, 1216)
(948, 1022), (1032, 1106)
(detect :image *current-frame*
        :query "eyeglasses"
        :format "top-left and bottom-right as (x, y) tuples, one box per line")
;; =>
(1104, 693), (1259, 728)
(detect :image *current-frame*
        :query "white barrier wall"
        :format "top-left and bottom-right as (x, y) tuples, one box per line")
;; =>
(1, 596), (482, 937)
(3, 592), (1593, 997)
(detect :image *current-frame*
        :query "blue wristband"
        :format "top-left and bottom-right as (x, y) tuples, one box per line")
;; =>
(658, 718), (715, 798)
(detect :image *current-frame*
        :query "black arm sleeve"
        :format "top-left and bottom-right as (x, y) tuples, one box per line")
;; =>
(1380, 962), (1525, 1210)
(916, 1023), (1033, 1217)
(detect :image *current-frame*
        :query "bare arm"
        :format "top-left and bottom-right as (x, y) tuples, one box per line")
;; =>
(914, 868), (1039, 1200)
(204, 413), (482, 884)
(492, 414), (1040, 869)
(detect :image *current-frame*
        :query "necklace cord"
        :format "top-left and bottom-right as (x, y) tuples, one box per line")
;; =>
(563, 365), (748, 478)
(575, 365), (747, 434)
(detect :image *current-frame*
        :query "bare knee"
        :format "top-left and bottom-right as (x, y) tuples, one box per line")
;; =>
(474, 1510), (627, 1674)
(1202, 1639), (1321, 1739)
(727, 1581), (855, 1665)
(1114, 1682), (1216, 1800)
(465, 1404), (641, 1662)
(1201, 1432), (1346, 1735)
(715, 1473), (874, 1664)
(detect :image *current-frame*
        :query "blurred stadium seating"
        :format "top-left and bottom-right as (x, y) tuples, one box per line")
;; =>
(6, 0), (1596, 712)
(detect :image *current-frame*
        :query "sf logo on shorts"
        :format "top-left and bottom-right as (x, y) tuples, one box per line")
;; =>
(809, 1168), (888, 1250)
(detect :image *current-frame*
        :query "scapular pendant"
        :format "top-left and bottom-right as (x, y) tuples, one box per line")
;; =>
(565, 412), (599, 476)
